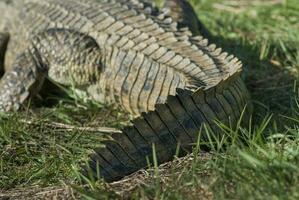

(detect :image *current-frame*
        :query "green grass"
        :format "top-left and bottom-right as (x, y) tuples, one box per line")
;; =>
(1, 0), (299, 199)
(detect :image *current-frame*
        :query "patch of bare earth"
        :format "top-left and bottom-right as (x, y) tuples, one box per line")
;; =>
(213, 0), (283, 13)
(0, 185), (78, 200)
(1, 153), (213, 200)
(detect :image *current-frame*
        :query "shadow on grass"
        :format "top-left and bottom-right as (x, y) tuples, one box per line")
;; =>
(210, 34), (295, 120)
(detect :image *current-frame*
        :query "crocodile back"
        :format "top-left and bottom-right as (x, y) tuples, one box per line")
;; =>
(5, 0), (242, 116)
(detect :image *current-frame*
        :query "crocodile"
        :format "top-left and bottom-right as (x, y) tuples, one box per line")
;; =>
(0, 0), (252, 182)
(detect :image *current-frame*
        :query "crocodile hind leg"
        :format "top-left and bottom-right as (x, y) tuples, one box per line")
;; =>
(0, 32), (9, 77)
(0, 29), (102, 112)
(162, 0), (211, 37)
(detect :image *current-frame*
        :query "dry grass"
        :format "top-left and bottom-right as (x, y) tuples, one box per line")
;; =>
(1, 153), (213, 200)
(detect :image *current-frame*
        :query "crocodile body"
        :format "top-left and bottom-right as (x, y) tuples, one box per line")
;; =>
(0, 0), (252, 182)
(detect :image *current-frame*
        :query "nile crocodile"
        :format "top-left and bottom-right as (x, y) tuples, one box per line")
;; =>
(0, 0), (252, 182)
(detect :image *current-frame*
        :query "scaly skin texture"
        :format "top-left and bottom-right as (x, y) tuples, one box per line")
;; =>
(162, 0), (212, 37)
(0, 0), (252, 182)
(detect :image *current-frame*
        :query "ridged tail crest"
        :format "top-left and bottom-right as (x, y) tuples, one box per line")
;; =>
(85, 72), (252, 182)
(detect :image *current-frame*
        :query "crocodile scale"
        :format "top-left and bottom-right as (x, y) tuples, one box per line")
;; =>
(0, 0), (252, 182)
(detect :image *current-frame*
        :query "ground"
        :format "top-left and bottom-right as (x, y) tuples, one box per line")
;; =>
(1, 0), (299, 199)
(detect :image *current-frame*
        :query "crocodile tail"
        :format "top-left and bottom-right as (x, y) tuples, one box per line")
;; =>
(85, 72), (252, 182)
